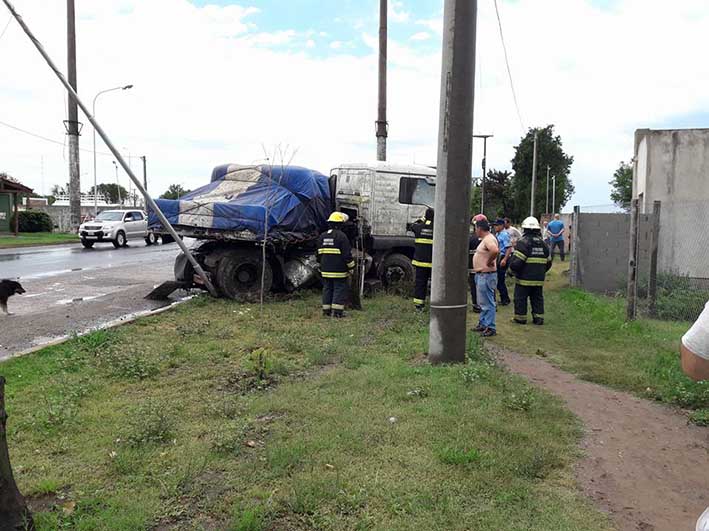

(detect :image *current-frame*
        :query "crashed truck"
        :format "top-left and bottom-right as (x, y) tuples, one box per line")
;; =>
(149, 162), (436, 300)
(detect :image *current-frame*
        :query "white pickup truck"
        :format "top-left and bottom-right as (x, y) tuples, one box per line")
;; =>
(79, 209), (158, 249)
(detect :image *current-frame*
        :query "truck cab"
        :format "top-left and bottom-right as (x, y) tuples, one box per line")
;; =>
(331, 162), (436, 286)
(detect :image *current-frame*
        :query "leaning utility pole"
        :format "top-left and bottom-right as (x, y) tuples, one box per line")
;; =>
(545, 165), (550, 215)
(428, 0), (478, 365)
(66, 0), (81, 230)
(141, 156), (147, 192)
(473, 134), (493, 214)
(375, 0), (388, 161)
(530, 129), (538, 217)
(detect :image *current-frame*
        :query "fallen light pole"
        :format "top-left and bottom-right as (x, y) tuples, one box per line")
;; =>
(2, 0), (217, 297)
(428, 0), (478, 364)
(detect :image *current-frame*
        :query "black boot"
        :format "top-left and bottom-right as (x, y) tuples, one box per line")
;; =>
(333, 310), (346, 318)
(323, 309), (332, 318)
(533, 317), (544, 326)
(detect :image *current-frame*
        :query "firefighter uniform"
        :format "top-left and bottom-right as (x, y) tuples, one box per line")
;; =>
(509, 219), (552, 325)
(410, 212), (434, 309)
(317, 213), (355, 318)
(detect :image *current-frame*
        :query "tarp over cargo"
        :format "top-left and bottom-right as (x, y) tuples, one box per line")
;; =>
(149, 164), (332, 241)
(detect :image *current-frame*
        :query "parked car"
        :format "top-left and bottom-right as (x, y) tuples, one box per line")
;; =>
(79, 209), (153, 249)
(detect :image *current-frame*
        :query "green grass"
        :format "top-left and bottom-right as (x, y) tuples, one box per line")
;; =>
(0, 232), (76, 248)
(491, 263), (709, 414)
(1, 293), (610, 530)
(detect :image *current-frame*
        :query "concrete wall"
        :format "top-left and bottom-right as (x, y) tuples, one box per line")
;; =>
(574, 212), (653, 294)
(633, 128), (709, 279)
(32, 205), (94, 233)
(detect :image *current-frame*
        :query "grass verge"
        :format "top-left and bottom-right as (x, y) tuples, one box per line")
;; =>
(0, 232), (76, 248)
(491, 263), (709, 416)
(1, 293), (609, 530)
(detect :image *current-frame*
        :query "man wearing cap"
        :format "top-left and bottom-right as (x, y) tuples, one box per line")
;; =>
(468, 214), (487, 313)
(317, 212), (355, 318)
(472, 219), (499, 337)
(409, 208), (434, 311)
(492, 219), (512, 306)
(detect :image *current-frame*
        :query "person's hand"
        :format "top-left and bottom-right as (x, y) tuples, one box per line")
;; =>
(501, 258), (507, 267)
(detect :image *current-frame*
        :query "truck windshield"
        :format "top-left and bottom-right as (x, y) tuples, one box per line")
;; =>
(96, 212), (123, 221)
(399, 177), (436, 208)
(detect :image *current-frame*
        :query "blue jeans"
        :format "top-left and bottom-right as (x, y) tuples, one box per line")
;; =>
(476, 272), (497, 330)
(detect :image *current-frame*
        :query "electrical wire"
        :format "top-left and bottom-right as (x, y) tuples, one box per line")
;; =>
(0, 16), (11, 43)
(493, 0), (525, 132)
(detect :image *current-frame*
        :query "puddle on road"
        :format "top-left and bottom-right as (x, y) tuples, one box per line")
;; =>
(57, 294), (106, 306)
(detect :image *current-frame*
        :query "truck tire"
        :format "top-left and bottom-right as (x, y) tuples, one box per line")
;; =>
(145, 232), (158, 246)
(174, 252), (195, 283)
(216, 249), (273, 301)
(161, 234), (174, 244)
(380, 253), (414, 288)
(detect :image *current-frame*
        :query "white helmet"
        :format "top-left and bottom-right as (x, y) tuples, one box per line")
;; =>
(521, 216), (541, 230)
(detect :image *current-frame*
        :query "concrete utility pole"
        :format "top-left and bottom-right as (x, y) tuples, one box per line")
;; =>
(530, 129), (538, 217)
(473, 134), (493, 214)
(551, 174), (557, 215)
(545, 165), (550, 215)
(376, 0), (388, 161)
(141, 156), (147, 193)
(66, 0), (81, 230)
(428, 0), (478, 365)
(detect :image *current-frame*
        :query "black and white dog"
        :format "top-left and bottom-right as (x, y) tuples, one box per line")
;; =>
(0, 279), (25, 316)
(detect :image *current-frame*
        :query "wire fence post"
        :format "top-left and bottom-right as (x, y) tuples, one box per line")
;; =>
(626, 198), (640, 321)
(570, 205), (581, 287)
(648, 200), (661, 317)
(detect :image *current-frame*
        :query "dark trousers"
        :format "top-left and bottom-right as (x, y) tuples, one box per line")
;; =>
(514, 285), (544, 322)
(497, 261), (511, 304)
(551, 240), (565, 261)
(468, 273), (478, 306)
(322, 278), (348, 314)
(414, 266), (431, 306)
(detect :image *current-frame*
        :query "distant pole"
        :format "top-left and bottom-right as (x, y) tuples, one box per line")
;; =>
(530, 129), (538, 217)
(551, 174), (556, 215)
(473, 134), (493, 214)
(428, 0), (478, 365)
(545, 165), (550, 215)
(376, 0), (388, 161)
(648, 200), (661, 317)
(66, 0), (81, 231)
(141, 156), (147, 194)
(626, 198), (640, 321)
(113, 161), (122, 204)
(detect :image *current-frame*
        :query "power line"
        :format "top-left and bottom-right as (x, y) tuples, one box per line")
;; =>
(0, 16), (11, 43)
(493, 0), (525, 132)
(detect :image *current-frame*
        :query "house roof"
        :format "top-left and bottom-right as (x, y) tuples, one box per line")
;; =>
(0, 176), (33, 194)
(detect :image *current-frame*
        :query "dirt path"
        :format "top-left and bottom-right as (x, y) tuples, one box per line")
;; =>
(493, 346), (709, 531)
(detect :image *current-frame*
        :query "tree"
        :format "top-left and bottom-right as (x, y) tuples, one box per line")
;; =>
(609, 161), (633, 209)
(511, 125), (574, 220)
(50, 183), (69, 196)
(89, 183), (128, 205)
(160, 184), (191, 200)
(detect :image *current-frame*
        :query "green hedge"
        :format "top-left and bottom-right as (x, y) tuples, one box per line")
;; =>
(11, 211), (54, 233)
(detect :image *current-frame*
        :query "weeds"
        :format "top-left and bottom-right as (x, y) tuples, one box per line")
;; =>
(504, 387), (537, 412)
(125, 401), (175, 447)
(689, 409), (709, 427)
(436, 446), (481, 466)
(105, 348), (160, 381)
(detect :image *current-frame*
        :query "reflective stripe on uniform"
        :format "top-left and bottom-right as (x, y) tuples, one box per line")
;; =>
(533, 314), (544, 318)
(322, 305), (332, 310)
(332, 304), (345, 311)
(318, 248), (341, 255)
(413, 298), (425, 305)
(347, 261), (356, 269)
(322, 272), (349, 279)
(412, 260), (432, 268)
(516, 279), (545, 287)
(527, 257), (548, 264)
(415, 238), (434, 245)
(513, 251), (528, 261)
(514, 314), (528, 320)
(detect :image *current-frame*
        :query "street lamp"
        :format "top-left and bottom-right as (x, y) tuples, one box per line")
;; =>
(112, 160), (122, 205)
(93, 84), (133, 214)
(473, 134), (493, 215)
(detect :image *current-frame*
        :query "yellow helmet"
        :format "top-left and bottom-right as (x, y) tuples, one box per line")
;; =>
(328, 212), (348, 223)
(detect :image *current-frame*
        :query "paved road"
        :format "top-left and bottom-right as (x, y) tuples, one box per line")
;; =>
(0, 241), (188, 360)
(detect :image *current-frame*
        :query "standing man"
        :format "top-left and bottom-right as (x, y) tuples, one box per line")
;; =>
(509, 217), (552, 325)
(492, 219), (512, 306)
(547, 213), (566, 261)
(409, 208), (434, 311)
(504, 218), (522, 246)
(317, 212), (355, 318)
(468, 214), (487, 313)
(472, 219), (499, 337)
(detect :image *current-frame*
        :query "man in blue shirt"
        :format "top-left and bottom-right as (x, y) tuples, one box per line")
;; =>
(492, 219), (512, 306)
(547, 214), (566, 261)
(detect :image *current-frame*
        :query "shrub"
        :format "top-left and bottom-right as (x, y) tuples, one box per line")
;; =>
(125, 401), (175, 446)
(11, 210), (54, 232)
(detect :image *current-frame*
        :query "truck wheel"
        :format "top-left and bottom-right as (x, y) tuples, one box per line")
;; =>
(113, 231), (127, 249)
(145, 232), (158, 246)
(161, 234), (174, 244)
(381, 253), (414, 289)
(216, 249), (273, 301)
(174, 252), (195, 283)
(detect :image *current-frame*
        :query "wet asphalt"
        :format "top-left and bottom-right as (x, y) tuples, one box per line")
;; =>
(0, 240), (188, 360)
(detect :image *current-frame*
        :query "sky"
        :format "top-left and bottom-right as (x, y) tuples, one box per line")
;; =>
(1, 0), (709, 211)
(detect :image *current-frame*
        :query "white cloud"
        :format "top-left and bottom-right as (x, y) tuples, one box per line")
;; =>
(306, 39), (316, 49)
(390, 1), (410, 23)
(416, 18), (443, 35)
(329, 41), (343, 50)
(410, 32), (431, 42)
(2, 0), (709, 210)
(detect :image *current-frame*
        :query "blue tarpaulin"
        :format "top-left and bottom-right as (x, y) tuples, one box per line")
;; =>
(149, 165), (332, 241)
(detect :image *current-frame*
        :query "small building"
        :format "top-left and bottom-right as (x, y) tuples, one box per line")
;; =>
(633, 128), (709, 279)
(0, 176), (33, 234)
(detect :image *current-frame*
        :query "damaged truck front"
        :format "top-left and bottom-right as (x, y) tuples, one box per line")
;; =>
(150, 162), (435, 301)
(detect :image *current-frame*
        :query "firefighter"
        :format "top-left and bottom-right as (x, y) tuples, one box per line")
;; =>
(409, 208), (434, 311)
(509, 216), (552, 325)
(317, 212), (355, 318)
